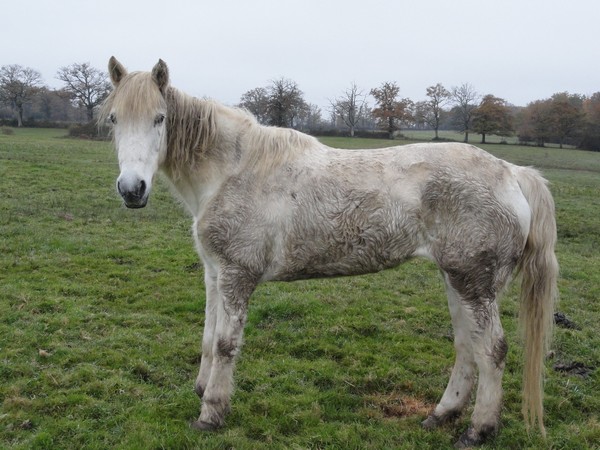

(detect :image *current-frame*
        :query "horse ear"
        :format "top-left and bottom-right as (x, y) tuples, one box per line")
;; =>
(152, 59), (169, 94)
(108, 56), (127, 87)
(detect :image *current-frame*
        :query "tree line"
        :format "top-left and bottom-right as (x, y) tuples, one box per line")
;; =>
(237, 78), (600, 151)
(2, 62), (600, 151)
(0, 63), (110, 128)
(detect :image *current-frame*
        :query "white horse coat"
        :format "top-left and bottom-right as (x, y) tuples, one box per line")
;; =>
(101, 58), (558, 448)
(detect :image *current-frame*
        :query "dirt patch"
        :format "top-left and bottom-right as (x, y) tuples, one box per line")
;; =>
(366, 391), (434, 418)
(184, 261), (203, 272)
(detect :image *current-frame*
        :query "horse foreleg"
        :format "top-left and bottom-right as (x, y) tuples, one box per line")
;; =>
(192, 266), (256, 431)
(423, 276), (476, 429)
(195, 269), (219, 398)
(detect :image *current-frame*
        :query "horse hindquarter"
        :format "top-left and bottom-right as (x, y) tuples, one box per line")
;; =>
(421, 164), (531, 446)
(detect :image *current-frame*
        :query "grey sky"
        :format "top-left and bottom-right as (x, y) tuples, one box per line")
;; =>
(3, 0), (599, 110)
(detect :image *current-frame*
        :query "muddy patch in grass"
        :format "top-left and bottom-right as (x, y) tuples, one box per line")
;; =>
(554, 312), (580, 330)
(364, 391), (434, 420)
(553, 361), (595, 378)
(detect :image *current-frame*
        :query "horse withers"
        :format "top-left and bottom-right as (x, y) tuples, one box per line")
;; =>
(100, 57), (558, 447)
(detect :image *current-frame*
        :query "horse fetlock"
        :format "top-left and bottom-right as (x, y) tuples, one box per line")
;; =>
(190, 419), (220, 432)
(194, 381), (205, 399)
(194, 370), (209, 399)
(195, 357), (213, 399)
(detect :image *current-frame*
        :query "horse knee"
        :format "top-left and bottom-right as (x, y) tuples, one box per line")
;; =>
(216, 336), (239, 362)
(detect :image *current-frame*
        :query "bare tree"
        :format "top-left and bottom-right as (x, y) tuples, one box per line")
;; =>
(451, 83), (479, 142)
(370, 82), (412, 139)
(299, 103), (325, 131)
(330, 82), (367, 137)
(266, 77), (307, 128)
(239, 87), (269, 124)
(0, 64), (43, 127)
(57, 62), (111, 121)
(413, 101), (429, 130)
(36, 87), (82, 122)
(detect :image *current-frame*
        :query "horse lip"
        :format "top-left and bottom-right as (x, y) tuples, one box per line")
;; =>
(125, 202), (147, 209)
(123, 198), (148, 209)
(119, 189), (148, 209)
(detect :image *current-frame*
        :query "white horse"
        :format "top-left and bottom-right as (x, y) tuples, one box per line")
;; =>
(100, 58), (558, 448)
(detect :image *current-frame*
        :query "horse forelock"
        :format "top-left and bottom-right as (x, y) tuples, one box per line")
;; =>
(99, 72), (166, 125)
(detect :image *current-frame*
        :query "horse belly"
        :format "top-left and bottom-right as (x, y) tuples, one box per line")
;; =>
(267, 203), (423, 282)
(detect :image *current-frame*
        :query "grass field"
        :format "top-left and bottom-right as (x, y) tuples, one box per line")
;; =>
(399, 130), (519, 145)
(1, 129), (599, 449)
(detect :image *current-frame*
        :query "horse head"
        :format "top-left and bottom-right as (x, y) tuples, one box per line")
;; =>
(104, 57), (170, 208)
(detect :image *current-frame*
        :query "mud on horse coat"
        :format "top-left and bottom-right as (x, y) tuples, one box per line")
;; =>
(100, 57), (558, 448)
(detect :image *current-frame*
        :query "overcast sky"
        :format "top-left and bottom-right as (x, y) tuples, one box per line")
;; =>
(3, 0), (599, 111)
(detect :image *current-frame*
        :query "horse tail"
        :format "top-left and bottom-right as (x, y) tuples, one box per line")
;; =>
(516, 167), (559, 437)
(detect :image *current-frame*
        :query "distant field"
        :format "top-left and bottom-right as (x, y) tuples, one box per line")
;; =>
(400, 129), (519, 144)
(1, 129), (598, 449)
(320, 130), (573, 148)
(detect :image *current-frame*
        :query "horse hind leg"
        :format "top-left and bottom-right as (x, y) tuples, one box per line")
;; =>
(422, 274), (476, 430)
(444, 268), (510, 448)
(456, 299), (507, 448)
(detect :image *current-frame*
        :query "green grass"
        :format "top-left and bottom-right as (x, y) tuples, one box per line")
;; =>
(1, 130), (599, 449)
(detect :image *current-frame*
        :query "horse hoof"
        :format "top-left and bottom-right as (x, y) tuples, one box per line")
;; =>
(422, 415), (441, 430)
(190, 420), (219, 432)
(423, 410), (460, 430)
(454, 426), (493, 448)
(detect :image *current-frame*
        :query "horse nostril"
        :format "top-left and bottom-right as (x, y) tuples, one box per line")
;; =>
(117, 177), (146, 199)
(138, 180), (146, 198)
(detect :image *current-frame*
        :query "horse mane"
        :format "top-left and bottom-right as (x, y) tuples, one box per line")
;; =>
(163, 88), (218, 178)
(241, 121), (319, 175)
(165, 89), (318, 177)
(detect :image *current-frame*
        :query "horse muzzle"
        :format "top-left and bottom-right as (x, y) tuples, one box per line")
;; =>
(117, 174), (149, 209)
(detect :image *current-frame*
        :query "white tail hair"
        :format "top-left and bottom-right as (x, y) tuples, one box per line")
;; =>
(516, 167), (559, 436)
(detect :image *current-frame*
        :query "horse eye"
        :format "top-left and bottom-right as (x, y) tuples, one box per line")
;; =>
(154, 114), (165, 126)
(108, 113), (117, 124)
